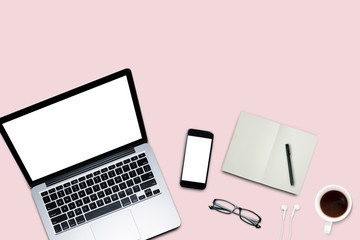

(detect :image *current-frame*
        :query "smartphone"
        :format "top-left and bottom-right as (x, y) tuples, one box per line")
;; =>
(180, 129), (214, 189)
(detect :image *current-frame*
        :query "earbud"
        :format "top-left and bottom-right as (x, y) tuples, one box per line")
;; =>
(281, 204), (288, 219)
(291, 204), (300, 219)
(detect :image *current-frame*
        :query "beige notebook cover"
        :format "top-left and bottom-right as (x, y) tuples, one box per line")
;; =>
(222, 112), (318, 195)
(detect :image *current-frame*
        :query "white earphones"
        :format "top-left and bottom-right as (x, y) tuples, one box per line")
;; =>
(281, 204), (288, 219)
(291, 204), (300, 219)
(280, 204), (300, 240)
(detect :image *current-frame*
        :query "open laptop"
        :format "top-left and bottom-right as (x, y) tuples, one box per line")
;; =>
(0, 68), (181, 240)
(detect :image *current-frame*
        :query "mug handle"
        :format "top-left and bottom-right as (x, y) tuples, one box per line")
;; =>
(324, 221), (332, 234)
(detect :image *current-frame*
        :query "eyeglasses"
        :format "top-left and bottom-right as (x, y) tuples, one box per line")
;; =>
(209, 199), (262, 228)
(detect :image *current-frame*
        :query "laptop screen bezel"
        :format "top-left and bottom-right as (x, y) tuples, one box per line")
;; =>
(0, 68), (148, 188)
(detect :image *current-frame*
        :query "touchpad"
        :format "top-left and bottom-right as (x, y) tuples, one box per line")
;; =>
(91, 210), (140, 240)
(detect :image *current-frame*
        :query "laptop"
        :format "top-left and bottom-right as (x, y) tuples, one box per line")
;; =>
(0, 69), (181, 240)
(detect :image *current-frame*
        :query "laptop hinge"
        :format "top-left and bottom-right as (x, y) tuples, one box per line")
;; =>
(45, 148), (136, 187)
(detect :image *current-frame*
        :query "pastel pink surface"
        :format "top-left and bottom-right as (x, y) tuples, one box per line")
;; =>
(1, 1), (359, 239)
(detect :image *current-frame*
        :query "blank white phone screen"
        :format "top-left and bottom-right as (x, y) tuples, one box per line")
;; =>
(181, 135), (212, 183)
(3, 76), (142, 181)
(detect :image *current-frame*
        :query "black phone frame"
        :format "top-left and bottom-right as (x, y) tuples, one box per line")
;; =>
(180, 128), (214, 190)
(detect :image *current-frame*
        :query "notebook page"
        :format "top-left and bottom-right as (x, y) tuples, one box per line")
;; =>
(261, 125), (318, 194)
(222, 112), (280, 182)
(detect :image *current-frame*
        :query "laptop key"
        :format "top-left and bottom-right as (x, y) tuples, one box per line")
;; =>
(133, 185), (140, 193)
(118, 191), (126, 199)
(112, 185), (119, 193)
(89, 203), (97, 210)
(104, 188), (112, 196)
(143, 164), (151, 172)
(101, 173), (108, 181)
(71, 193), (79, 201)
(46, 202), (57, 211)
(56, 199), (64, 206)
(130, 194), (138, 203)
(64, 196), (71, 203)
(41, 191), (48, 196)
(123, 165), (130, 172)
(82, 205), (90, 213)
(137, 158), (148, 166)
(72, 185), (80, 192)
(130, 162), (137, 169)
(54, 224), (62, 233)
(49, 208), (61, 218)
(58, 190), (65, 198)
(43, 196), (50, 204)
(50, 193), (58, 201)
(94, 176), (101, 184)
(51, 213), (68, 225)
(79, 182), (87, 189)
(140, 179), (157, 190)
(83, 196), (91, 204)
(75, 208), (82, 216)
(64, 187), (72, 195)
(125, 188), (133, 196)
(121, 197), (131, 207)
(119, 182), (126, 190)
(138, 153), (145, 158)
(86, 179), (94, 186)
(153, 189), (160, 195)
(93, 184), (100, 192)
(68, 219), (76, 227)
(67, 211), (75, 218)
(85, 201), (122, 221)
(68, 202), (76, 210)
(85, 187), (93, 195)
(140, 172), (154, 182)
(75, 215), (85, 225)
(61, 205), (69, 213)
(115, 168), (123, 176)
(96, 199), (104, 207)
(107, 179), (115, 186)
(97, 191), (105, 199)
(108, 170), (115, 178)
(139, 195), (145, 200)
(121, 173), (129, 181)
(78, 190), (86, 198)
(111, 194), (119, 201)
(104, 196), (111, 204)
(145, 189), (153, 197)
(61, 221), (69, 230)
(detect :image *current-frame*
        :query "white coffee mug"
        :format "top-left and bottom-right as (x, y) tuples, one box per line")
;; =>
(315, 185), (352, 234)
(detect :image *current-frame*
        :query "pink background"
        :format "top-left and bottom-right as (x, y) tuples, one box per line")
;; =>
(1, 1), (359, 239)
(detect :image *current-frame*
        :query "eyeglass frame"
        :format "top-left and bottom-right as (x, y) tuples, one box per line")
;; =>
(209, 198), (262, 228)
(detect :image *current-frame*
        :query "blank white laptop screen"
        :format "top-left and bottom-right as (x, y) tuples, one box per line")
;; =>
(3, 76), (142, 181)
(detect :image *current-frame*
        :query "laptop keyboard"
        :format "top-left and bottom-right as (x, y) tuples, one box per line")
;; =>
(40, 152), (160, 234)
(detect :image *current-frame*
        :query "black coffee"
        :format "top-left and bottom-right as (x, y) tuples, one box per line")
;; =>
(320, 190), (348, 218)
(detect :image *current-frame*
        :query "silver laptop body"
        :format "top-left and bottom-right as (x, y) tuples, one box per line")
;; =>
(0, 69), (181, 240)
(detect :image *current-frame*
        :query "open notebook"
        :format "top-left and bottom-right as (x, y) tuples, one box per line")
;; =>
(222, 112), (318, 195)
